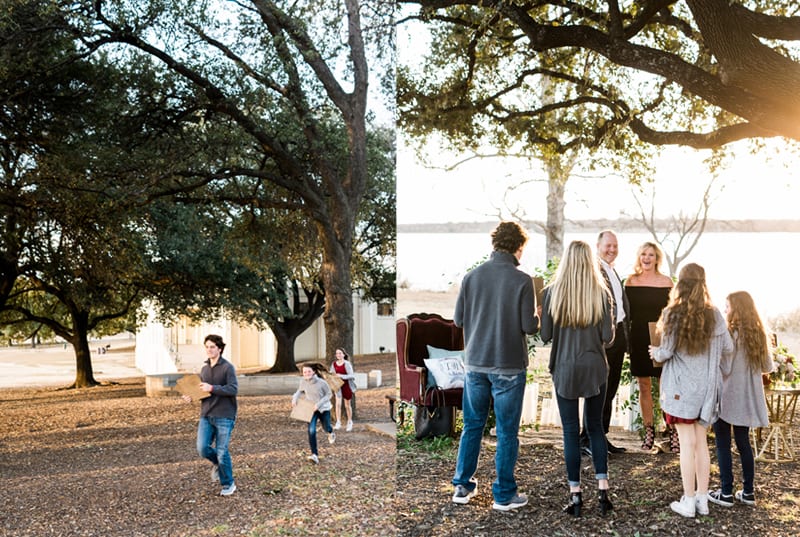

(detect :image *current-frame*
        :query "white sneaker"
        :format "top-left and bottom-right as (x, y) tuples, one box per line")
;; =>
(346, 420), (353, 432)
(695, 492), (709, 515)
(308, 454), (319, 464)
(670, 495), (696, 518)
(328, 431), (336, 444)
(333, 421), (341, 430)
(220, 483), (236, 496)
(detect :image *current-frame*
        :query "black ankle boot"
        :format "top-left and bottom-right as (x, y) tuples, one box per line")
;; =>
(562, 491), (582, 517)
(598, 489), (613, 516)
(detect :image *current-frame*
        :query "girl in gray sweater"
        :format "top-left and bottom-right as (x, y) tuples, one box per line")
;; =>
(650, 263), (734, 518)
(708, 291), (772, 508)
(292, 363), (335, 464)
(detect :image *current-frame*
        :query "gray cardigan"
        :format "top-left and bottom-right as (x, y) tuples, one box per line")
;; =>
(292, 376), (333, 412)
(540, 287), (615, 399)
(653, 308), (734, 426)
(454, 250), (538, 373)
(718, 331), (772, 428)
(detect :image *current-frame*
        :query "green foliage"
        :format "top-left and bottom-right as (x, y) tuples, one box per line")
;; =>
(396, 402), (459, 459)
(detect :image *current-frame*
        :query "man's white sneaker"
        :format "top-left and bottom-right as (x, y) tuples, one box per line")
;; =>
(308, 454), (319, 464)
(452, 478), (478, 504)
(220, 483), (236, 496)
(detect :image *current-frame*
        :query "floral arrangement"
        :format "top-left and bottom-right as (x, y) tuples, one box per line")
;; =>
(769, 343), (797, 387)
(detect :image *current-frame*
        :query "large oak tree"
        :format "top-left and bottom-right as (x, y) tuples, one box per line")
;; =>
(79, 0), (394, 362)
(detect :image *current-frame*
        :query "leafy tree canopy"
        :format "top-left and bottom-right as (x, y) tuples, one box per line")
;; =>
(399, 0), (800, 154)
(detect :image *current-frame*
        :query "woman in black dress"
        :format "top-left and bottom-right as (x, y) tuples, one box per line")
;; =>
(624, 242), (674, 451)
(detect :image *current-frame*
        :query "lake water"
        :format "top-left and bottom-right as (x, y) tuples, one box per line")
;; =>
(398, 231), (799, 318)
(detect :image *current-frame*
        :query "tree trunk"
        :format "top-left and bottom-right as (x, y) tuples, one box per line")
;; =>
(72, 312), (99, 388)
(544, 159), (567, 261)
(269, 324), (299, 373)
(320, 228), (355, 364)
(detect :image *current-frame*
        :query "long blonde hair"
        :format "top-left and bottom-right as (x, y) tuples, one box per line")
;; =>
(547, 240), (609, 328)
(658, 263), (714, 354)
(726, 291), (769, 372)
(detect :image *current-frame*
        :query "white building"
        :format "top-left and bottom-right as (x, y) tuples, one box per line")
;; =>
(135, 294), (395, 374)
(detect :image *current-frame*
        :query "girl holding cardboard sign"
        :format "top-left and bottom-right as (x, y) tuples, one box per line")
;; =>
(292, 363), (335, 464)
(330, 348), (357, 431)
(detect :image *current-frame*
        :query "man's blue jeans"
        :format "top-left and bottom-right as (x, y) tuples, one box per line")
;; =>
(197, 416), (235, 487)
(308, 410), (333, 455)
(452, 371), (526, 504)
(712, 418), (754, 495)
(556, 387), (608, 487)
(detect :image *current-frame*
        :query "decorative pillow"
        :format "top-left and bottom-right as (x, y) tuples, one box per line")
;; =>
(424, 346), (466, 390)
(427, 345), (465, 360)
(424, 356), (466, 390)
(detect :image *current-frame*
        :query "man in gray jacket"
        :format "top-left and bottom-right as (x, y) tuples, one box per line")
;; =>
(451, 221), (539, 511)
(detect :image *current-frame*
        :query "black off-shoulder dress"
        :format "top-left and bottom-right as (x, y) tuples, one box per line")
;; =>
(625, 286), (671, 378)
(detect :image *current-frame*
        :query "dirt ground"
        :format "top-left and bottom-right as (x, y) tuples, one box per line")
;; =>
(0, 354), (397, 537)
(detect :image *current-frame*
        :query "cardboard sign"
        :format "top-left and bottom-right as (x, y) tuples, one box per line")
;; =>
(532, 276), (545, 307)
(324, 372), (345, 393)
(290, 397), (317, 422)
(648, 322), (661, 346)
(175, 374), (211, 400)
(648, 322), (662, 368)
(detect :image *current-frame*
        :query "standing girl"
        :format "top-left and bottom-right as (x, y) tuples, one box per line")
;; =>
(540, 240), (615, 517)
(650, 263), (734, 518)
(330, 348), (357, 431)
(708, 291), (771, 508)
(292, 363), (335, 464)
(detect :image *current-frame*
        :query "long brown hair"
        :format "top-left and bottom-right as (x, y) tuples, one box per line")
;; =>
(726, 291), (769, 371)
(658, 263), (715, 354)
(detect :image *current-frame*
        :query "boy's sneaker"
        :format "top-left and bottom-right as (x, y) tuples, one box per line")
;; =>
(333, 421), (341, 430)
(492, 493), (528, 511)
(707, 489), (734, 507)
(308, 454), (319, 464)
(452, 478), (478, 504)
(346, 420), (353, 432)
(210, 465), (220, 483)
(220, 483), (236, 496)
(328, 431), (336, 444)
(735, 490), (756, 506)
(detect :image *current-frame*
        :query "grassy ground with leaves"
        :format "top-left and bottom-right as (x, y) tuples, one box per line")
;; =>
(0, 354), (396, 537)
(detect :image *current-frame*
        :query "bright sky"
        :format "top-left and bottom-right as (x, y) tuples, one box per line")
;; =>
(397, 137), (800, 225)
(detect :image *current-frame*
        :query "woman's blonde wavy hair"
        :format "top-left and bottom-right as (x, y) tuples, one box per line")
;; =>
(547, 240), (609, 328)
(630, 241), (666, 277)
(726, 291), (769, 372)
(658, 263), (715, 354)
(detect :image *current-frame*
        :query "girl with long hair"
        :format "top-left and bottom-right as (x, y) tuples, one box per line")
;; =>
(708, 291), (771, 508)
(330, 348), (357, 431)
(540, 240), (615, 517)
(650, 263), (734, 518)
